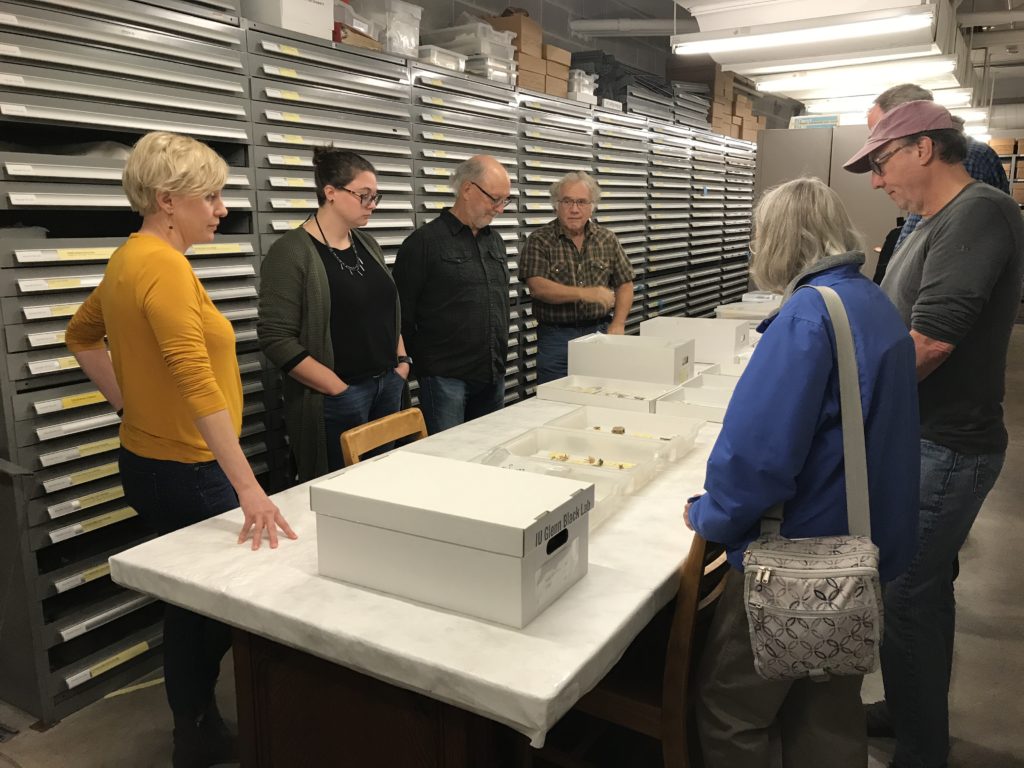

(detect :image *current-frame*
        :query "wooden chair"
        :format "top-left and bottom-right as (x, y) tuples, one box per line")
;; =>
(340, 407), (428, 466)
(536, 534), (730, 768)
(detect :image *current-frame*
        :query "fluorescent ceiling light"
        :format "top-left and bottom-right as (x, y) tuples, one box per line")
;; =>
(965, 129), (991, 141)
(950, 109), (988, 124)
(803, 88), (974, 116)
(732, 50), (940, 77)
(671, 7), (934, 56)
(754, 56), (956, 95)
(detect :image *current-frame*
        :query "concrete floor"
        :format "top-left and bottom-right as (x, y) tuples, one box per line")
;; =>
(2, 328), (1023, 768)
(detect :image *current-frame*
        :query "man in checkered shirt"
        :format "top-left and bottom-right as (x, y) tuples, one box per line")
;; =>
(521, 171), (635, 384)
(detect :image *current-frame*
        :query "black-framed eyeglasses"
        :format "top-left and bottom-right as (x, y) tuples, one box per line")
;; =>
(868, 142), (912, 176)
(470, 181), (512, 208)
(557, 198), (593, 209)
(337, 186), (383, 208)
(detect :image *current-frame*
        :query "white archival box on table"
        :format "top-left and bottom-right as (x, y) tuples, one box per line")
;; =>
(545, 406), (703, 461)
(640, 316), (751, 365)
(310, 452), (594, 628)
(567, 333), (695, 385)
(537, 374), (683, 413)
(655, 372), (740, 423)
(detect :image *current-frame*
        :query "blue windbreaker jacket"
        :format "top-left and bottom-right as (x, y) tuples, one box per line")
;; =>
(688, 253), (920, 582)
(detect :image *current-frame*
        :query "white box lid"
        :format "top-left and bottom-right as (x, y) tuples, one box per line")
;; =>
(310, 452), (593, 558)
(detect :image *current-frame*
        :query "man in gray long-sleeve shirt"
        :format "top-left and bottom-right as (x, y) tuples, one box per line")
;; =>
(845, 100), (1024, 768)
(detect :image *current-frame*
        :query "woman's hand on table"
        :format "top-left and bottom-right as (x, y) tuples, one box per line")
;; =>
(237, 487), (298, 550)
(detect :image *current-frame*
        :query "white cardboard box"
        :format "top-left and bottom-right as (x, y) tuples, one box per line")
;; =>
(310, 452), (594, 628)
(568, 333), (695, 385)
(640, 317), (751, 365)
(242, 0), (333, 39)
(537, 374), (683, 413)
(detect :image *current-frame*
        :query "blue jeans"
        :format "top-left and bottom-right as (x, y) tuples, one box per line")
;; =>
(536, 322), (607, 385)
(118, 448), (238, 722)
(324, 370), (405, 471)
(882, 439), (1004, 768)
(417, 375), (504, 435)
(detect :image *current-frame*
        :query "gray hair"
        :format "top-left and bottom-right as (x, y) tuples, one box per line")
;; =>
(874, 83), (933, 112)
(550, 171), (601, 209)
(450, 157), (487, 197)
(749, 177), (861, 294)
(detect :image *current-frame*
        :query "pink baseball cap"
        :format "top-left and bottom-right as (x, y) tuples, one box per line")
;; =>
(844, 100), (956, 174)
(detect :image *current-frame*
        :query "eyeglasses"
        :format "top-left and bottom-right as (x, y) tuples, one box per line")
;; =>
(557, 198), (593, 209)
(470, 181), (512, 208)
(337, 187), (383, 208)
(868, 142), (911, 176)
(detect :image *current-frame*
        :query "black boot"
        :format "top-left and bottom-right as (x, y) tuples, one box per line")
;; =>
(172, 715), (208, 768)
(199, 699), (239, 765)
(865, 699), (895, 738)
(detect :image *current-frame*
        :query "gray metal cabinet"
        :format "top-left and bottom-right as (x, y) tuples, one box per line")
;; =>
(0, 0), (265, 726)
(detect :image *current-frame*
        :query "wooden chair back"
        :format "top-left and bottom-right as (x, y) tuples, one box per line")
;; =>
(547, 533), (729, 768)
(340, 408), (428, 466)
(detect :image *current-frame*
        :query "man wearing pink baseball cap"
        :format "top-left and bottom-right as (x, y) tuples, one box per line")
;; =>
(846, 100), (1024, 768)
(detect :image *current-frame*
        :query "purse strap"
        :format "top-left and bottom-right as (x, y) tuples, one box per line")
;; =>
(761, 284), (872, 538)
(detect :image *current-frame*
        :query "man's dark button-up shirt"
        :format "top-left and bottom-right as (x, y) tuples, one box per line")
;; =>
(393, 209), (509, 384)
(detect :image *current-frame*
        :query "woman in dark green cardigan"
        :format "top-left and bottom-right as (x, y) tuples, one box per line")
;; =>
(257, 148), (408, 481)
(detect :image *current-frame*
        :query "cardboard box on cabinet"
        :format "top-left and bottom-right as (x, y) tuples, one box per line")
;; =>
(485, 12), (543, 58)
(311, 452), (594, 628)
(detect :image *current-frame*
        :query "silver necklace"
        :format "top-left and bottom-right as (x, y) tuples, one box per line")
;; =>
(313, 213), (365, 277)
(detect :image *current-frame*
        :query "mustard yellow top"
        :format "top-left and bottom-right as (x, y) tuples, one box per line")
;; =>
(65, 233), (242, 463)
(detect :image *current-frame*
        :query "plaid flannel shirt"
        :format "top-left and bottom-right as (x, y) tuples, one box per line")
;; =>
(521, 218), (634, 325)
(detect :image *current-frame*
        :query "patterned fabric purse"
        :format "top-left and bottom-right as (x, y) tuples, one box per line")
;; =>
(743, 285), (883, 682)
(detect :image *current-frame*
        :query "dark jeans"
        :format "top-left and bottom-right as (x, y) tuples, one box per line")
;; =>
(324, 369), (405, 471)
(536, 322), (607, 385)
(416, 375), (504, 435)
(118, 447), (238, 723)
(882, 439), (1005, 768)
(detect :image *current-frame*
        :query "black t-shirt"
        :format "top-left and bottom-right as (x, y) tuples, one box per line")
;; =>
(309, 232), (398, 381)
(881, 183), (1024, 454)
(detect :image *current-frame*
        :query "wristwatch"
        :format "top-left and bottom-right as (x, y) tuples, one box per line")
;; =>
(397, 355), (413, 366)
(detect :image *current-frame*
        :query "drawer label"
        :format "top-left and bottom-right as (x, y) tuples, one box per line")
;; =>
(53, 562), (111, 594)
(78, 504), (134, 532)
(40, 390), (104, 413)
(23, 303), (81, 319)
(89, 640), (150, 678)
(27, 330), (66, 347)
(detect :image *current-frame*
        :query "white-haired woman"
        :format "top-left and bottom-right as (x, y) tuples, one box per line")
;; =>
(683, 177), (920, 767)
(66, 131), (296, 767)
(521, 170), (634, 383)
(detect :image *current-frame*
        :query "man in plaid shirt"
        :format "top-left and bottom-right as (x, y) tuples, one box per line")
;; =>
(521, 171), (635, 384)
(869, 84), (1009, 256)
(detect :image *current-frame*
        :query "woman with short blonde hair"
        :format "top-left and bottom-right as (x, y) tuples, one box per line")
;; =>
(66, 131), (295, 767)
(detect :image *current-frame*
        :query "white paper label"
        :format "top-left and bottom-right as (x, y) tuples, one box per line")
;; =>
(0, 103), (28, 115)
(0, 14), (17, 25)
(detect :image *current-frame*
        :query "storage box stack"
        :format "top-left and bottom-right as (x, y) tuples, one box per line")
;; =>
(567, 69), (598, 105)
(421, 21), (517, 85)
(485, 11), (543, 92)
(352, 0), (422, 56)
(243, 0), (333, 40)
(672, 81), (711, 130)
(542, 43), (571, 99)
(988, 137), (1016, 155)
(669, 59), (766, 141)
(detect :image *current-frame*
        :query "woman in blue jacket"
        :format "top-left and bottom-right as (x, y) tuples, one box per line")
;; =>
(685, 177), (920, 768)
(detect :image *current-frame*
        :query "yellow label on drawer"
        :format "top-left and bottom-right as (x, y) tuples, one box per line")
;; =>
(58, 357), (79, 369)
(424, 132), (446, 141)
(61, 391), (106, 409)
(190, 243), (244, 255)
(279, 45), (299, 56)
(90, 640), (149, 678)
(279, 90), (300, 100)
(45, 278), (83, 290)
(285, 178), (306, 187)
(425, 96), (444, 106)
(55, 247), (115, 261)
(79, 486), (125, 510)
(425, 114), (445, 123)
(78, 437), (121, 458)
(79, 505), (135, 532)
(279, 67), (298, 78)
(433, 150), (447, 158)
(69, 462), (119, 486)
(47, 304), (81, 318)
(280, 155), (303, 165)
(81, 563), (111, 583)
(281, 112), (301, 122)
(282, 134), (304, 144)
